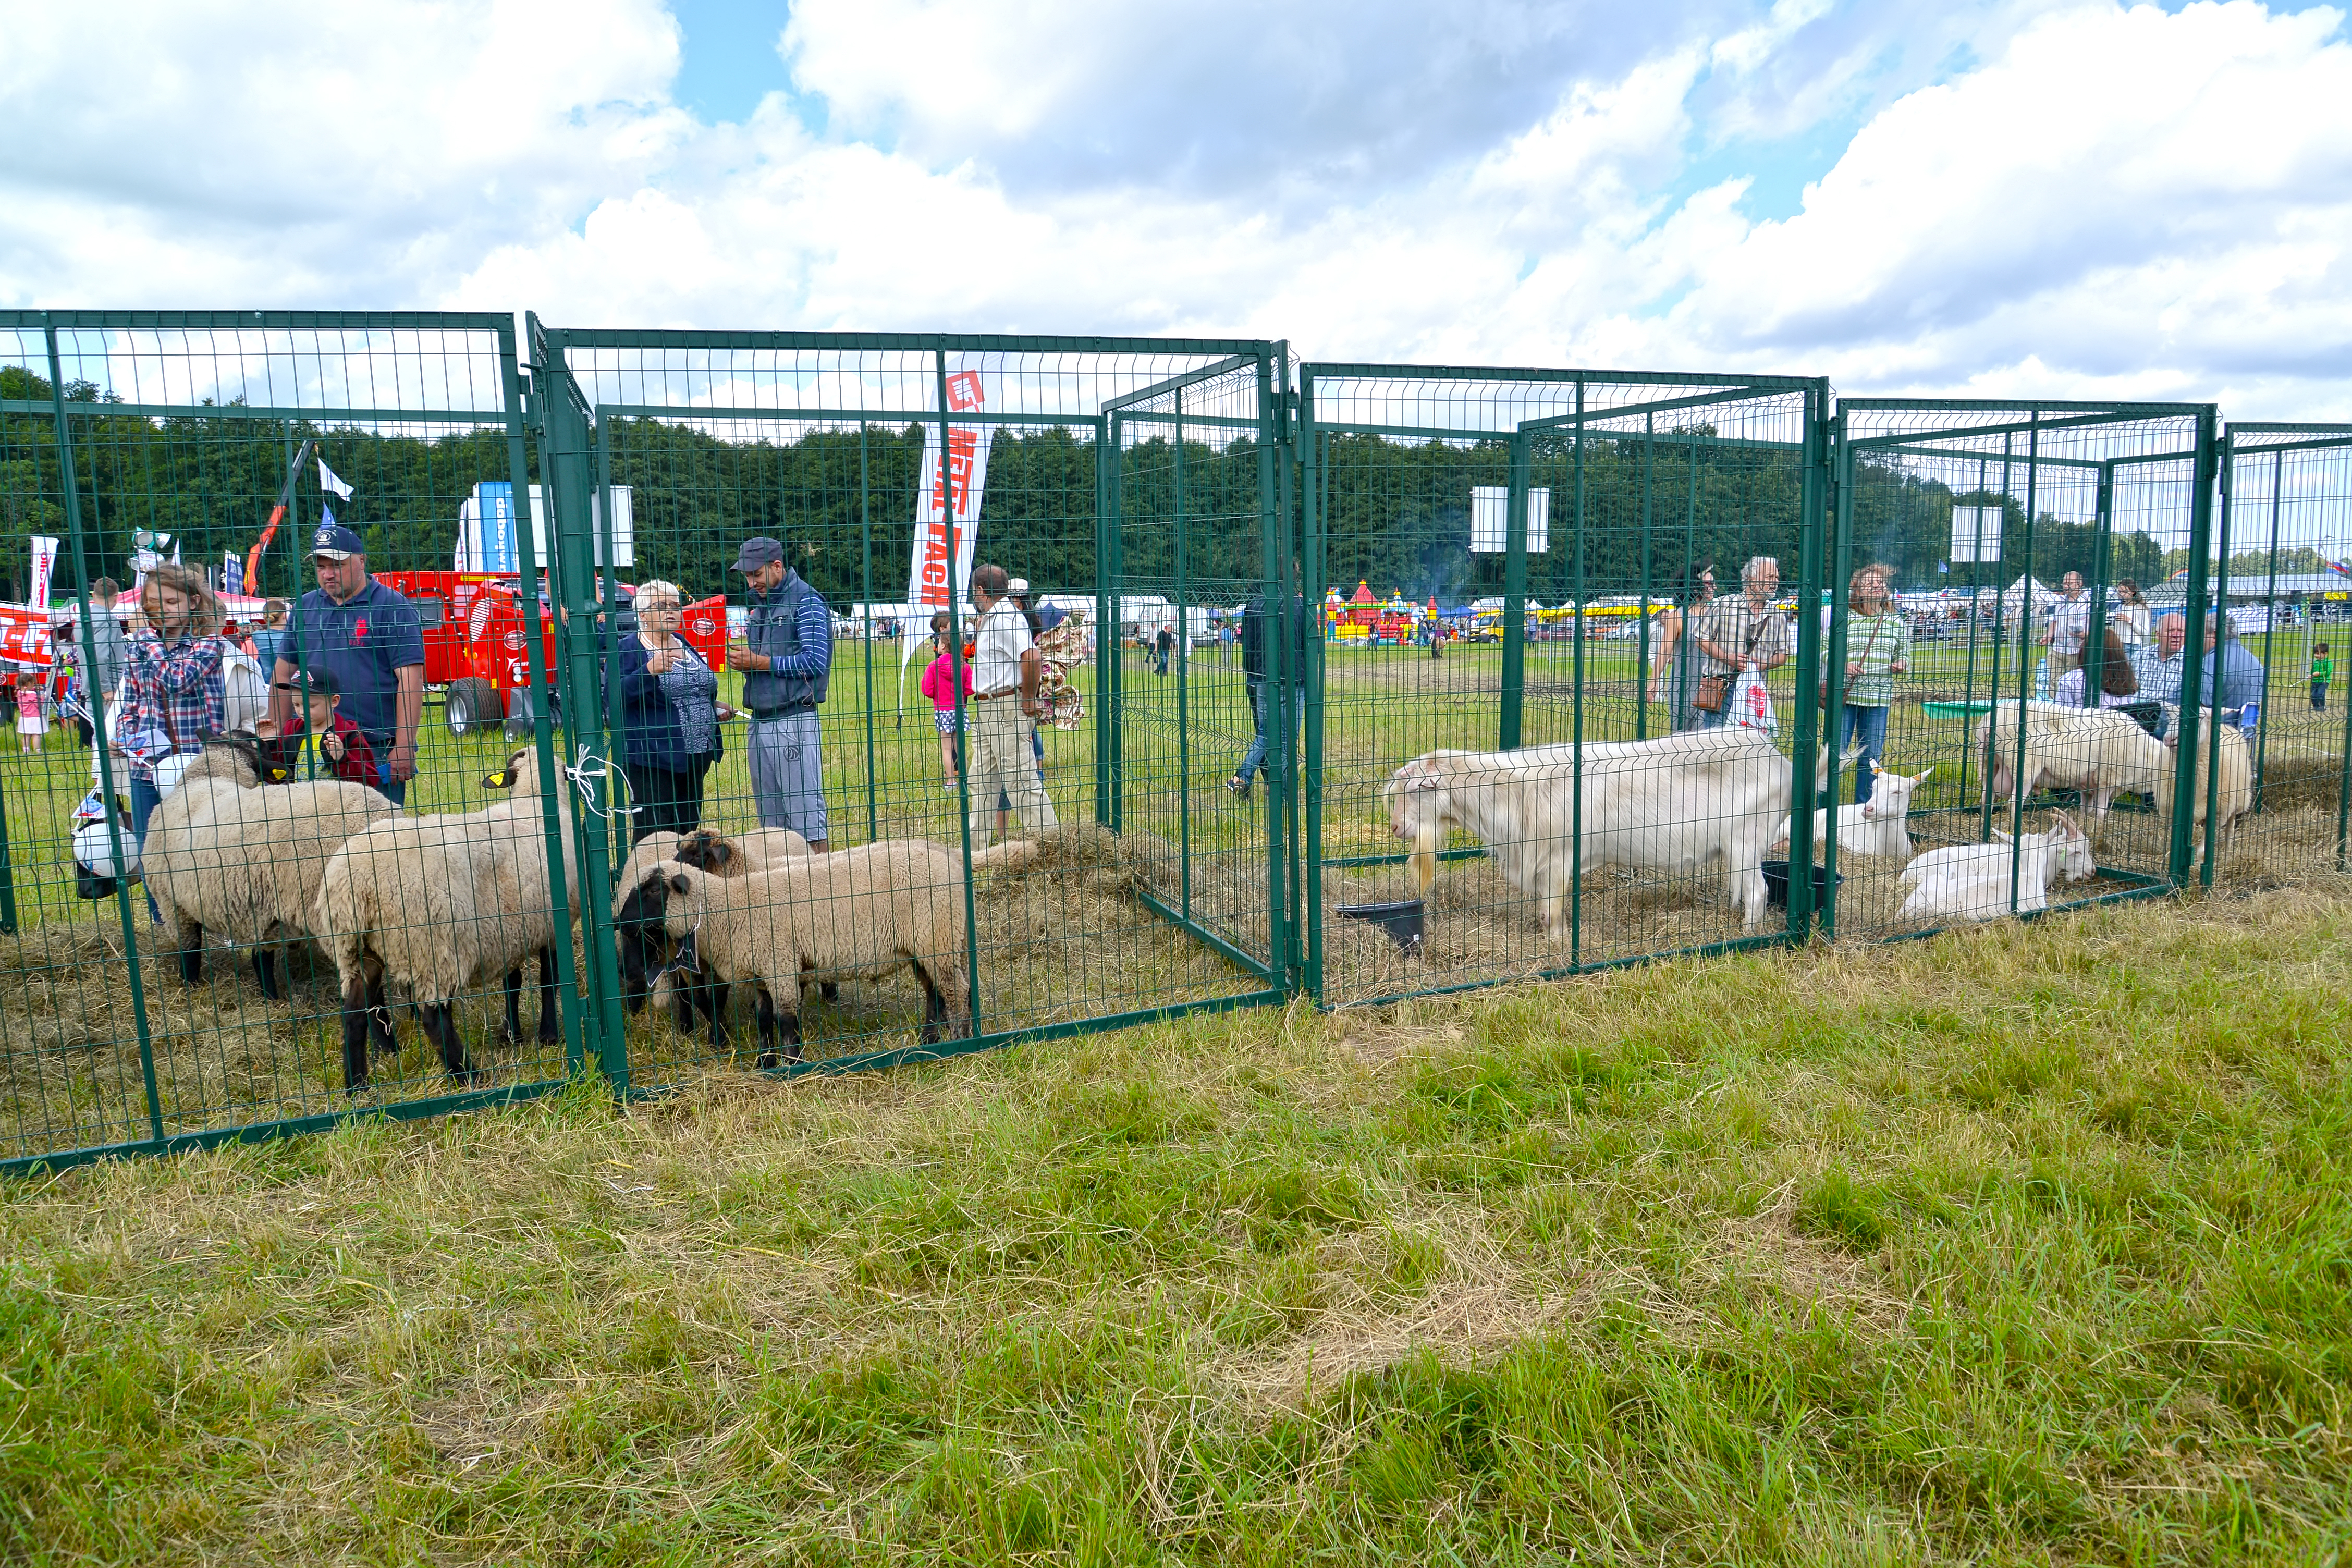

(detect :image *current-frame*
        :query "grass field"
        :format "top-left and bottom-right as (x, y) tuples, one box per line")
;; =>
(3, 883), (2349, 1563)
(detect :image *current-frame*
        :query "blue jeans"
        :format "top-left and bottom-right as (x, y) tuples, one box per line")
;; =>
(130, 776), (164, 922)
(373, 752), (406, 807)
(1841, 703), (1890, 804)
(1235, 681), (1300, 786)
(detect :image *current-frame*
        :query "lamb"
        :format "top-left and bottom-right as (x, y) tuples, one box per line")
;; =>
(611, 826), (811, 1022)
(1384, 728), (1793, 934)
(2155, 716), (2254, 862)
(1973, 701), (2170, 832)
(631, 840), (976, 1065)
(1896, 811), (2091, 922)
(313, 746), (579, 1092)
(140, 732), (397, 1004)
(1777, 761), (1934, 859)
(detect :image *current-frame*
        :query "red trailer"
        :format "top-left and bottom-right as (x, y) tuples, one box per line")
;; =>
(373, 571), (728, 737)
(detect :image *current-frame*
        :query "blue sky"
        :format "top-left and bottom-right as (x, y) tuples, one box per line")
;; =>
(4, 0), (2350, 415)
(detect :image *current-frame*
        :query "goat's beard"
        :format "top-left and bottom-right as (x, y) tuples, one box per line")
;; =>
(1407, 817), (1443, 897)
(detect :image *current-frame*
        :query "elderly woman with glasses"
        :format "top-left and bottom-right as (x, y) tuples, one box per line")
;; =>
(611, 580), (729, 841)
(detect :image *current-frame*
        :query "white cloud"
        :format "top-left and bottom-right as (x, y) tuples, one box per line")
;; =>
(3, 0), (2351, 419)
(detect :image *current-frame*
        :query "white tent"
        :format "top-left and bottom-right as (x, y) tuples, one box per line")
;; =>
(1996, 573), (2057, 619)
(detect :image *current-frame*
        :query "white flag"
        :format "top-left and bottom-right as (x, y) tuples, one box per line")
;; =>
(317, 456), (353, 501)
(899, 356), (1001, 688)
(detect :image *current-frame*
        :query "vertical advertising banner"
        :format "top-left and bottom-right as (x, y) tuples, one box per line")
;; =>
(901, 356), (1002, 679)
(28, 535), (58, 610)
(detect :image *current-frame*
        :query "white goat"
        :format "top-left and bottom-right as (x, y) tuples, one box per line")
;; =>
(1383, 728), (1792, 935)
(1778, 760), (1934, 859)
(1973, 701), (2170, 832)
(1897, 811), (2092, 922)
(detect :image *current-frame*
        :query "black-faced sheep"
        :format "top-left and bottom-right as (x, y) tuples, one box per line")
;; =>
(610, 826), (810, 1027)
(312, 748), (579, 1092)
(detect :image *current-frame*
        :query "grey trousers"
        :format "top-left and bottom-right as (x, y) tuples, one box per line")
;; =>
(748, 709), (827, 841)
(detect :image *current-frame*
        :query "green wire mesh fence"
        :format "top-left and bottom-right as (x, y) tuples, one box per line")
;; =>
(527, 328), (1293, 1098)
(1822, 401), (2218, 938)
(1297, 366), (1832, 1006)
(2211, 424), (2352, 886)
(6, 315), (2349, 1173)
(0, 312), (578, 1173)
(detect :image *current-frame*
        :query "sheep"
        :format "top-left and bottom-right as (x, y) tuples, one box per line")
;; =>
(1972, 701), (2171, 832)
(1777, 761), (1935, 859)
(1897, 811), (2091, 922)
(313, 746), (579, 1093)
(140, 732), (397, 1010)
(611, 827), (811, 1025)
(631, 840), (973, 1065)
(2155, 716), (2254, 862)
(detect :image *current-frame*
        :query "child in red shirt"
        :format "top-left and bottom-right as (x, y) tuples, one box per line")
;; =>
(254, 668), (378, 787)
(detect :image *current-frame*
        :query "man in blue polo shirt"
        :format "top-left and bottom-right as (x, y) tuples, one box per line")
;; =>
(268, 524), (426, 804)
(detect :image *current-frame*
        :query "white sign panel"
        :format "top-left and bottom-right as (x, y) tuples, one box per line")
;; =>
(1469, 487), (1550, 554)
(1950, 505), (2003, 563)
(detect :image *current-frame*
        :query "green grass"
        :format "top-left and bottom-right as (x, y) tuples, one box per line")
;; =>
(3, 887), (2349, 1563)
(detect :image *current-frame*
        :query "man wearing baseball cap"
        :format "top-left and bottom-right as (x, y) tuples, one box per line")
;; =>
(726, 535), (834, 851)
(268, 522), (425, 804)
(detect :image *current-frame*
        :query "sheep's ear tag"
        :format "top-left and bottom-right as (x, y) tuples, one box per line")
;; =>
(266, 765), (289, 783)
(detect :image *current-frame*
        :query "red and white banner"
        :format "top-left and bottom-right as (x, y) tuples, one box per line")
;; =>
(28, 536), (58, 612)
(900, 355), (1001, 682)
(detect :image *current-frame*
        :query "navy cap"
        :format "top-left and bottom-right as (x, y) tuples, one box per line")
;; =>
(309, 523), (365, 561)
(732, 536), (783, 573)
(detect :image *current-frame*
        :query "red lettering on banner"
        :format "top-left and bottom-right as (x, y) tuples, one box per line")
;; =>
(930, 427), (980, 516)
(946, 371), (984, 412)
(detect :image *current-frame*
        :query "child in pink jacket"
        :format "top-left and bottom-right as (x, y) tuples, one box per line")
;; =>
(918, 616), (972, 782)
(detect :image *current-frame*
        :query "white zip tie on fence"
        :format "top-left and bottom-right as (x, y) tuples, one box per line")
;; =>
(564, 745), (638, 820)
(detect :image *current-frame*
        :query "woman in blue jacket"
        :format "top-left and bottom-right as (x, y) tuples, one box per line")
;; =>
(612, 580), (728, 841)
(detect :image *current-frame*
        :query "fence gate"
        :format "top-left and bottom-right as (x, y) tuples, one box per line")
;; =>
(1827, 401), (2219, 938)
(2214, 423), (2352, 885)
(1298, 366), (1830, 1006)
(528, 328), (1291, 1095)
(0, 311), (578, 1174)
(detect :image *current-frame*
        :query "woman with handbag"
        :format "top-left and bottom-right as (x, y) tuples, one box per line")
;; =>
(1835, 567), (1910, 804)
(612, 580), (730, 842)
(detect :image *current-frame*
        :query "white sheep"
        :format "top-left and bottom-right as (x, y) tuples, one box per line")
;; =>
(140, 732), (397, 1010)
(1973, 701), (2170, 832)
(1897, 811), (2091, 922)
(2156, 716), (2254, 862)
(611, 826), (812, 1028)
(1778, 761), (1934, 859)
(313, 747), (579, 1092)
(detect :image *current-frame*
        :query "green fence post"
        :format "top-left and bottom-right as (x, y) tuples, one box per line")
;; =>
(1500, 433), (1530, 750)
(1818, 404), (1855, 939)
(2200, 423), (2233, 887)
(510, 344), (590, 1084)
(1174, 386), (1192, 920)
(2005, 419), (2041, 909)
(1784, 381), (1829, 940)
(530, 324), (628, 1089)
(1262, 349), (1294, 991)
(1635, 412), (1655, 742)
(1298, 372), (1326, 1005)
(861, 422), (878, 842)
(46, 319), (165, 1149)
(938, 351), (985, 1037)
(1568, 383), (1587, 966)
(2171, 411), (2219, 884)
(1094, 414), (1113, 830)
(2256, 446), (2284, 815)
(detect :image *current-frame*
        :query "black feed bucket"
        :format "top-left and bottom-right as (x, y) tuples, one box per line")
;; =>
(1760, 860), (1843, 910)
(1338, 900), (1425, 954)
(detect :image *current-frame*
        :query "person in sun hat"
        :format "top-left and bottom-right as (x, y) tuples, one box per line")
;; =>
(269, 521), (425, 805)
(727, 535), (834, 851)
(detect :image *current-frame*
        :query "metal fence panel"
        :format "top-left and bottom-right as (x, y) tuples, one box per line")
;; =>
(528, 330), (1291, 1093)
(2209, 424), (2352, 885)
(1822, 401), (2218, 939)
(0, 312), (574, 1172)
(1300, 367), (1830, 1006)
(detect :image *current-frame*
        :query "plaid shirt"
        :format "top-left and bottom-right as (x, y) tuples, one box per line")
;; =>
(119, 632), (227, 785)
(1696, 594), (1793, 677)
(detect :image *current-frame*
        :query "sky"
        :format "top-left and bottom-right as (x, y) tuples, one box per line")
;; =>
(4, 0), (2351, 416)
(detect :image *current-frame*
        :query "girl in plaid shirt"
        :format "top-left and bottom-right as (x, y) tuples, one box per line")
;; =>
(116, 564), (228, 915)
